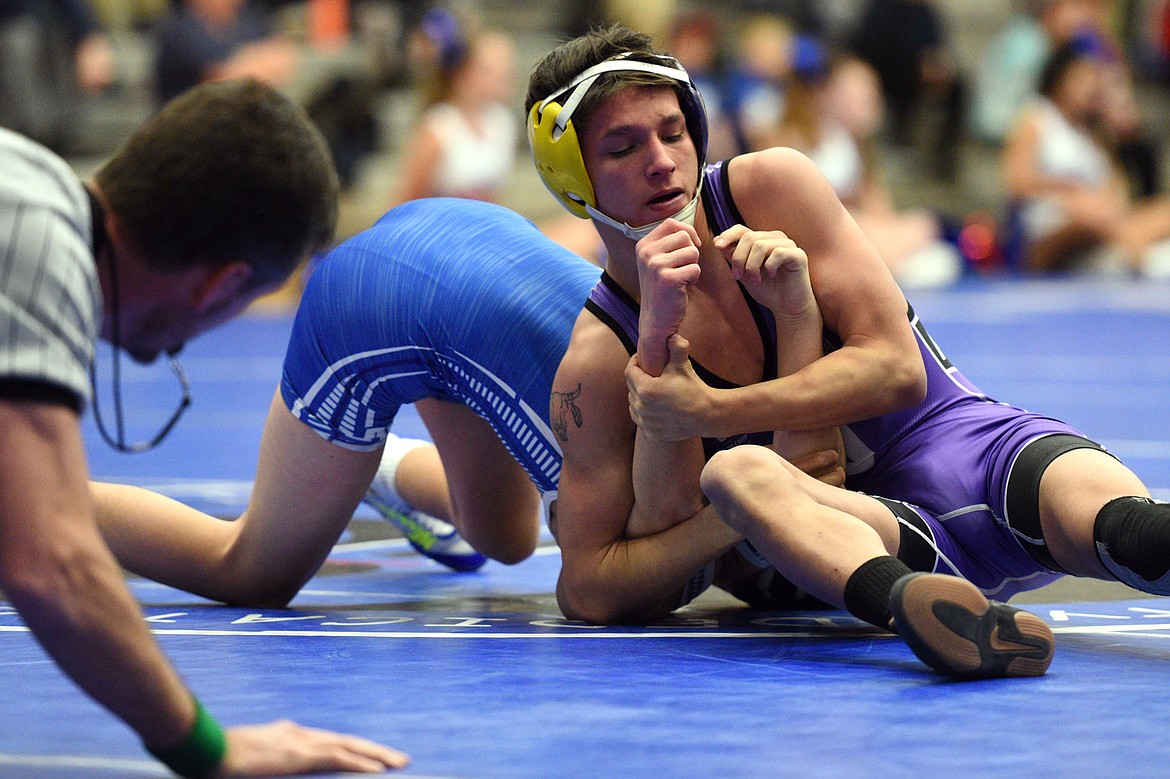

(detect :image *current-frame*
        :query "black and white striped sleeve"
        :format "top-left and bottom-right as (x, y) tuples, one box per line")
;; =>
(0, 128), (100, 412)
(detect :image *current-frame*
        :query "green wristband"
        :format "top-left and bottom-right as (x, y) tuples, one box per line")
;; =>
(147, 698), (228, 778)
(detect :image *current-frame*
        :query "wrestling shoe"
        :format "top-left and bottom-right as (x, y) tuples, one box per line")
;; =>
(364, 483), (486, 573)
(889, 572), (1054, 679)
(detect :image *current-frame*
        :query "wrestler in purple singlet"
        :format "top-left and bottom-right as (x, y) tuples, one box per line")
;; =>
(586, 160), (1100, 600)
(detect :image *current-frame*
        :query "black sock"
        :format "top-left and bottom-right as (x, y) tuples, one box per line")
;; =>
(1094, 496), (1170, 582)
(843, 555), (913, 631)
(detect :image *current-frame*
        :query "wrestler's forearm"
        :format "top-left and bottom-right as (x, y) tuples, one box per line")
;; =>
(91, 482), (241, 600)
(560, 504), (741, 624)
(708, 342), (923, 438)
(770, 310), (845, 465)
(627, 429), (706, 537)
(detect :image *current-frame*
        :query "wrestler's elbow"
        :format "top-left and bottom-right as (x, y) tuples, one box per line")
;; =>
(221, 584), (299, 609)
(888, 350), (928, 409)
(556, 571), (605, 623)
(557, 569), (672, 626)
(556, 574), (586, 621)
(214, 567), (306, 609)
(556, 569), (630, 625)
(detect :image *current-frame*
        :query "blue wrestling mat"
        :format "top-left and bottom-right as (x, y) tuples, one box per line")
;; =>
(2, 543), (1170, 778)
(2, 275), (1169, 777)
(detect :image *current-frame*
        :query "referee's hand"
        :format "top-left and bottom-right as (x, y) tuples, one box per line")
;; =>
(217, 721), (409, 775)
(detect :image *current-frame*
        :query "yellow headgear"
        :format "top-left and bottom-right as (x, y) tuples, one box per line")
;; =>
(527, 53), (708, 221)
(527, 99), (595, 219)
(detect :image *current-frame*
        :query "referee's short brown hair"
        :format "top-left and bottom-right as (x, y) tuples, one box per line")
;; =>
(96, 78), (339, 288)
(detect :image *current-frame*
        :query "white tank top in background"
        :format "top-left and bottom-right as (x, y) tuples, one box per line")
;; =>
(1019, 98), (1113, 241)
(807, 121), (863, 204)
(422, 102), (517, 199)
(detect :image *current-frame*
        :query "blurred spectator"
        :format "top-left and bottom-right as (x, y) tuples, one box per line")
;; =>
(974, 0), (1160, 198)
(560, 0), (605, 39)
(303, 71), (381, 190)
(741, 0), (842, 39)
(665, 8), (737, 162)
(1078, 0), (1162, 199)
(1140, 0), (1170, 81)
(560, 0), (679, 44)
(154, 0), (386, 193)
(723, 13), (796, 153)
(972, 0), (1094, 145)
(777, 53), (962, 288)
(153, 0), (298, 105)
(0, 0), (114, 151)
(347, 0), (411, 90)
(849, 0), (967, 180)
(1002, 42), (1170, 275)
(390, 9), (518, 205)
(602, 0), (677, 44)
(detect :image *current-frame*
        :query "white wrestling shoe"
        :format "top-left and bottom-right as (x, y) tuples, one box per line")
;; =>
(364, 436), (487, 573)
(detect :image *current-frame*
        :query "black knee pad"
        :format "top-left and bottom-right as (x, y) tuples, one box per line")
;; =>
(1094, 496), (1170, 595)
(1005, 434), (1111, 573)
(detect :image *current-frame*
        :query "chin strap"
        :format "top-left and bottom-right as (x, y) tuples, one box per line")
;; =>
(586, 178), (704, 241)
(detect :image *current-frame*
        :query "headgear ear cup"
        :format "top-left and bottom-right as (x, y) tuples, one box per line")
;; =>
(678, 82), (708, 167)
(527, 54), (709, 220)
(527, 101), (596, 219)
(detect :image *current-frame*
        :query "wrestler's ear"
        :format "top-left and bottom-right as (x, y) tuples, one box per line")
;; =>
(193, 261), (253, 313)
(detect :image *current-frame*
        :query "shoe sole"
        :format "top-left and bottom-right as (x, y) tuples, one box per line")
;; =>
(890, 573), (1054, 679)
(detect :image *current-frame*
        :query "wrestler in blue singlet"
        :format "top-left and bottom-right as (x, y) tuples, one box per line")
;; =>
(281, 198), (601, 494)
(587, 161), (1102, 601)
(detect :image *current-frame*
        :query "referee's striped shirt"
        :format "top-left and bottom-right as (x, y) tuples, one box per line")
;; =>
(0, 127), (101, 412)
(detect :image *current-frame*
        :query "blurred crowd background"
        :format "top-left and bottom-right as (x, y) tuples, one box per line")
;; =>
(6, 0), (1170, 297)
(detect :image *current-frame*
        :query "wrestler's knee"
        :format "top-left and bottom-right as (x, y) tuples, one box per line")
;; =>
(703, 446), (783, 496)
(702, 446), (800, 532)
(459, 506), (541, 565)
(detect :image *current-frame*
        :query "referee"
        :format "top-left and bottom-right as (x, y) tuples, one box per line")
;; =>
(0, 80), (406, 775)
